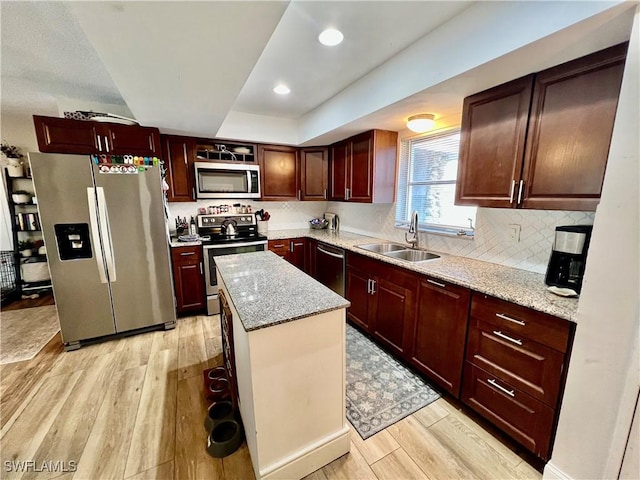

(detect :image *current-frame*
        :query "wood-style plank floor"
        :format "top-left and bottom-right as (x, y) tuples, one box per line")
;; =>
(0, 314), (542, 480)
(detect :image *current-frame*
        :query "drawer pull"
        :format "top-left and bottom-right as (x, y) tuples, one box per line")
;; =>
(180, 252), (196, 256)
(427, 279), (446, 288)
(496, 313), (526, 326)
(488, 378), (515, 397)
(493, 330), (523, 345)
(273, 244), (285, 248)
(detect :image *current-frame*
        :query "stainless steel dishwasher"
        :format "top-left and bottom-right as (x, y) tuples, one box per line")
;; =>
(315, 242), (345, 296)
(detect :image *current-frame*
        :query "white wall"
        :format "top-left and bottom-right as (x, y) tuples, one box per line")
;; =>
(544, 5), (640, 480)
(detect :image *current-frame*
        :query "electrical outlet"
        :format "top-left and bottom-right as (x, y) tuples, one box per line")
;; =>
(509, 224), (521, 243)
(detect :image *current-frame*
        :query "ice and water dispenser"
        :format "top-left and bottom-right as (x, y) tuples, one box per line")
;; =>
(54, 224), (93, 260)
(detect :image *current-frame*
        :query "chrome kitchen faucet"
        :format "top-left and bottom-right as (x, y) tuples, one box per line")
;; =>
(405, 210), (419, 249)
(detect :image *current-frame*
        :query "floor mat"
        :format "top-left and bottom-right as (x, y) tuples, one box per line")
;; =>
(1, 305), (60, 364)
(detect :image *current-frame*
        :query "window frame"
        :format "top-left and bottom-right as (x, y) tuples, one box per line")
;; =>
(395, 127), (475, 238)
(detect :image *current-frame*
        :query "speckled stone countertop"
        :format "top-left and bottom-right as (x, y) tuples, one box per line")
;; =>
(169, 237), (201, 247)
(267, 229), (580, 323)
(215, 250), (351, 332)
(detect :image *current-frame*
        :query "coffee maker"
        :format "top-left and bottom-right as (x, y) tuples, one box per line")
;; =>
(545, 225), (593, 294)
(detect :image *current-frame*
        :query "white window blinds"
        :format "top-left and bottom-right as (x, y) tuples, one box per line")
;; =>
(395, 129), (476, 236)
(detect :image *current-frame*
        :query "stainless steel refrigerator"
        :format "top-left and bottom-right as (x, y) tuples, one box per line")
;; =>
(29, 153), (176, 350)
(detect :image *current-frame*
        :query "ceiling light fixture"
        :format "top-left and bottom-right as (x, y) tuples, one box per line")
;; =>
(273, 84), (291, 95)
(318, 28), (344, 46)
(406, 114), (436, 133)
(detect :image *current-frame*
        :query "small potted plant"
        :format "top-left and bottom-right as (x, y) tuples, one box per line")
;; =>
(11, 190), (32, 204)
(34, 239), (46, 256)
(18, 240), (34, 257)
(1, 142), (25, 177)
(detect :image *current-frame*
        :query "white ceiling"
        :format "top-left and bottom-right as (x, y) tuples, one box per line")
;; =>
(0, 1), (636, 146)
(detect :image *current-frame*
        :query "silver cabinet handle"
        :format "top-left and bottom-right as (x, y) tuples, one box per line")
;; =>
(97, 135), (103, 152)
(496, 313), (525, 326)
(367, 279), (372, 294)
(345, 187), (350, 201)
(509, 180), (516, 204)
(517, 180), (524, 204)
(199, 262), (203, 275)
(104, 135), (110, 153)
(180, 252), (196, 256)
(289, 241), (293, 253)
(488, 378), (515, 397)
(493, 330), (523, 346)
(427, 279), (446, 288)
(324, 189), (327, 199)
(273, 243), (285, 248)
(297, 189), (301, 201)
(370, 279), (376, 295)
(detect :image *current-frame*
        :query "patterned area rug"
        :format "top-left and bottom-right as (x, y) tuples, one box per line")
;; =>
(0, 306), (60, 364)
(346, 324), (440, 439)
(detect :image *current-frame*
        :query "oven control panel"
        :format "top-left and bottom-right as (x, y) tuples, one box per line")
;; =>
(197, 214), (256, 228)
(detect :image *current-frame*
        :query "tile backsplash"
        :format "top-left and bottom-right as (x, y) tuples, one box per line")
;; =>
(168, 200), (594, 274)
(326, 202), (595, 274)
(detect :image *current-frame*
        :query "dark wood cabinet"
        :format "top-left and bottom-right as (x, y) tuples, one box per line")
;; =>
(33, 115), (161, 156)
(258, 144), (299, 200)
(461, 293), (574, 460)
(171, 245), (206, 316)
(162, 135), (195, 202)
(456, 43), (627, 211)
(268, 238), (307, 272)
(329, 129), (397, 203)
(345, 252), (417, 357)
(300, 147), (328, 200)
(409, 277), (471, 397)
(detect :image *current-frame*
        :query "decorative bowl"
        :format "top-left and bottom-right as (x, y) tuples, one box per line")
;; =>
(309, 218), (328, 230)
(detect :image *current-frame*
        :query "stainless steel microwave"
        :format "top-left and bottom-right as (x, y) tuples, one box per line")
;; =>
(194, 162), (261, 199)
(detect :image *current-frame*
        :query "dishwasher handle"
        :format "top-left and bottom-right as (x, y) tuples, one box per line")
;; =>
(317, 245), (345, 259)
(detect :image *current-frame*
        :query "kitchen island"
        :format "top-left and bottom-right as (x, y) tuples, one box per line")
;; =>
(215, 251), (351, 480)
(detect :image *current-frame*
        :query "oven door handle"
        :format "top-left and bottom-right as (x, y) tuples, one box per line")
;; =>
(203, 240), (268, 250)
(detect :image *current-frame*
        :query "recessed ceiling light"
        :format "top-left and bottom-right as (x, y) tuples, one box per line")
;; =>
(407, 114), (436, 133)
(318, 28), (344, 46)
(273, 84), (291, 95)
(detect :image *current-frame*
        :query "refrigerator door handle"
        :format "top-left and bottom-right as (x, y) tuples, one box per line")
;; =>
(96, 187), (117, 282)
(87, 188), (108, 284)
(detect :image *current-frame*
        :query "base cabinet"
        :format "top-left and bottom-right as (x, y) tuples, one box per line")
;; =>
(409, 277), (471, 397)
(268, 238), (307, 273)
(171, 245), (205, 315)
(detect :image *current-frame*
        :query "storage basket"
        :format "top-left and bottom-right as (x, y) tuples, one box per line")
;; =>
(21, 261), (50, 283)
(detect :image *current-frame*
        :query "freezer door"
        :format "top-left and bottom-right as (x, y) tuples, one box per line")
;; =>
(93, 165), (176, 332)
(28, 153), (116, 343)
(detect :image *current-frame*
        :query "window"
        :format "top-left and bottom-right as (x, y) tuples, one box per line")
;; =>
(395, 129), (476, 236)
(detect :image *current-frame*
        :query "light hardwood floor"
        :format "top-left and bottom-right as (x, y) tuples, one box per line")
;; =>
(0, 314), (542, 480)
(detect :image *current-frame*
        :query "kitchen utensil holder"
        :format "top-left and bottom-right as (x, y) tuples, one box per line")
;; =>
(206, 419), (244, 458)
(257, 220), (268, 234)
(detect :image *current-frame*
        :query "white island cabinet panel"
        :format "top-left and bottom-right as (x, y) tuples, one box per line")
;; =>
(216, 251), (350, 480)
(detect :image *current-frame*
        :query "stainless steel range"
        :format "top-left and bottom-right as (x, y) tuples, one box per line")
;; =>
(198, 213), (267, 315)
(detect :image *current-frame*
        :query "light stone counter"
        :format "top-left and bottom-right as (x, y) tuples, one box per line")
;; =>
(267, 228), (580, 323)
(215, 250), (350, 331)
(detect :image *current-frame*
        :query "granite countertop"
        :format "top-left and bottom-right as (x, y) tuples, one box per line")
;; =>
(215, 250), (351, 332)
(267, 229), (580, 323)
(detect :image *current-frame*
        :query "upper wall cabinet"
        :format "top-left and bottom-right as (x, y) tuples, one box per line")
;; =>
(258, 144), (299, 201)
(162, 135), (195, 202)
(456, 43), (627, 211)
(300, 147), (328, 201)
(330, 129), (398, 203)
(33, 115), (161, 156)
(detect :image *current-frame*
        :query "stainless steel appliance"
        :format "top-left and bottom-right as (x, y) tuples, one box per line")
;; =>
(545, 225), (593, 294)
(324, 212), (340, 231)
(198, 213), (267, 314)
(315, 242), (345, 296)
(194, 162), (260, 199)
(29, 153), (176, 350)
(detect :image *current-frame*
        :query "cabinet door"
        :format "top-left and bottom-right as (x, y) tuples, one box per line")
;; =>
(370, 275), (414, 358)
(349, 132), (373, 202)
(300, 148), (328, 200)
(171, 247), (205, 315)
(162, 135), (194, 202)
(345, 266), (371, 331)
(289, 238), (307, 271)
(455, 76), (533, 208)
(107, 124), (161, 156)
(330, 141), (349, 200)
(410, 278), (470, 397)
(259, 145), (299, 200)
(521, 43), (627, 211)
(33, 115), (100, 154)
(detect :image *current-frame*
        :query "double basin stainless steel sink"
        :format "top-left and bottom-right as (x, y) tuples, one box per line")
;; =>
(356, 242), (440, 263)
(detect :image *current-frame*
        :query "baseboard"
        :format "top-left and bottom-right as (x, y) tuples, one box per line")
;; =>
(261, 426), (350, 480)
(543, 461), (573, 480)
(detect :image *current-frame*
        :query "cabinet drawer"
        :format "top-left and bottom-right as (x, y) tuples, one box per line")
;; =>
(171, 245), (202, 261)
(466, 322), (565, 406)
(471, 294), (571, 352)
(461, 362), (555, 460)
(268, 239), (289, 258)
